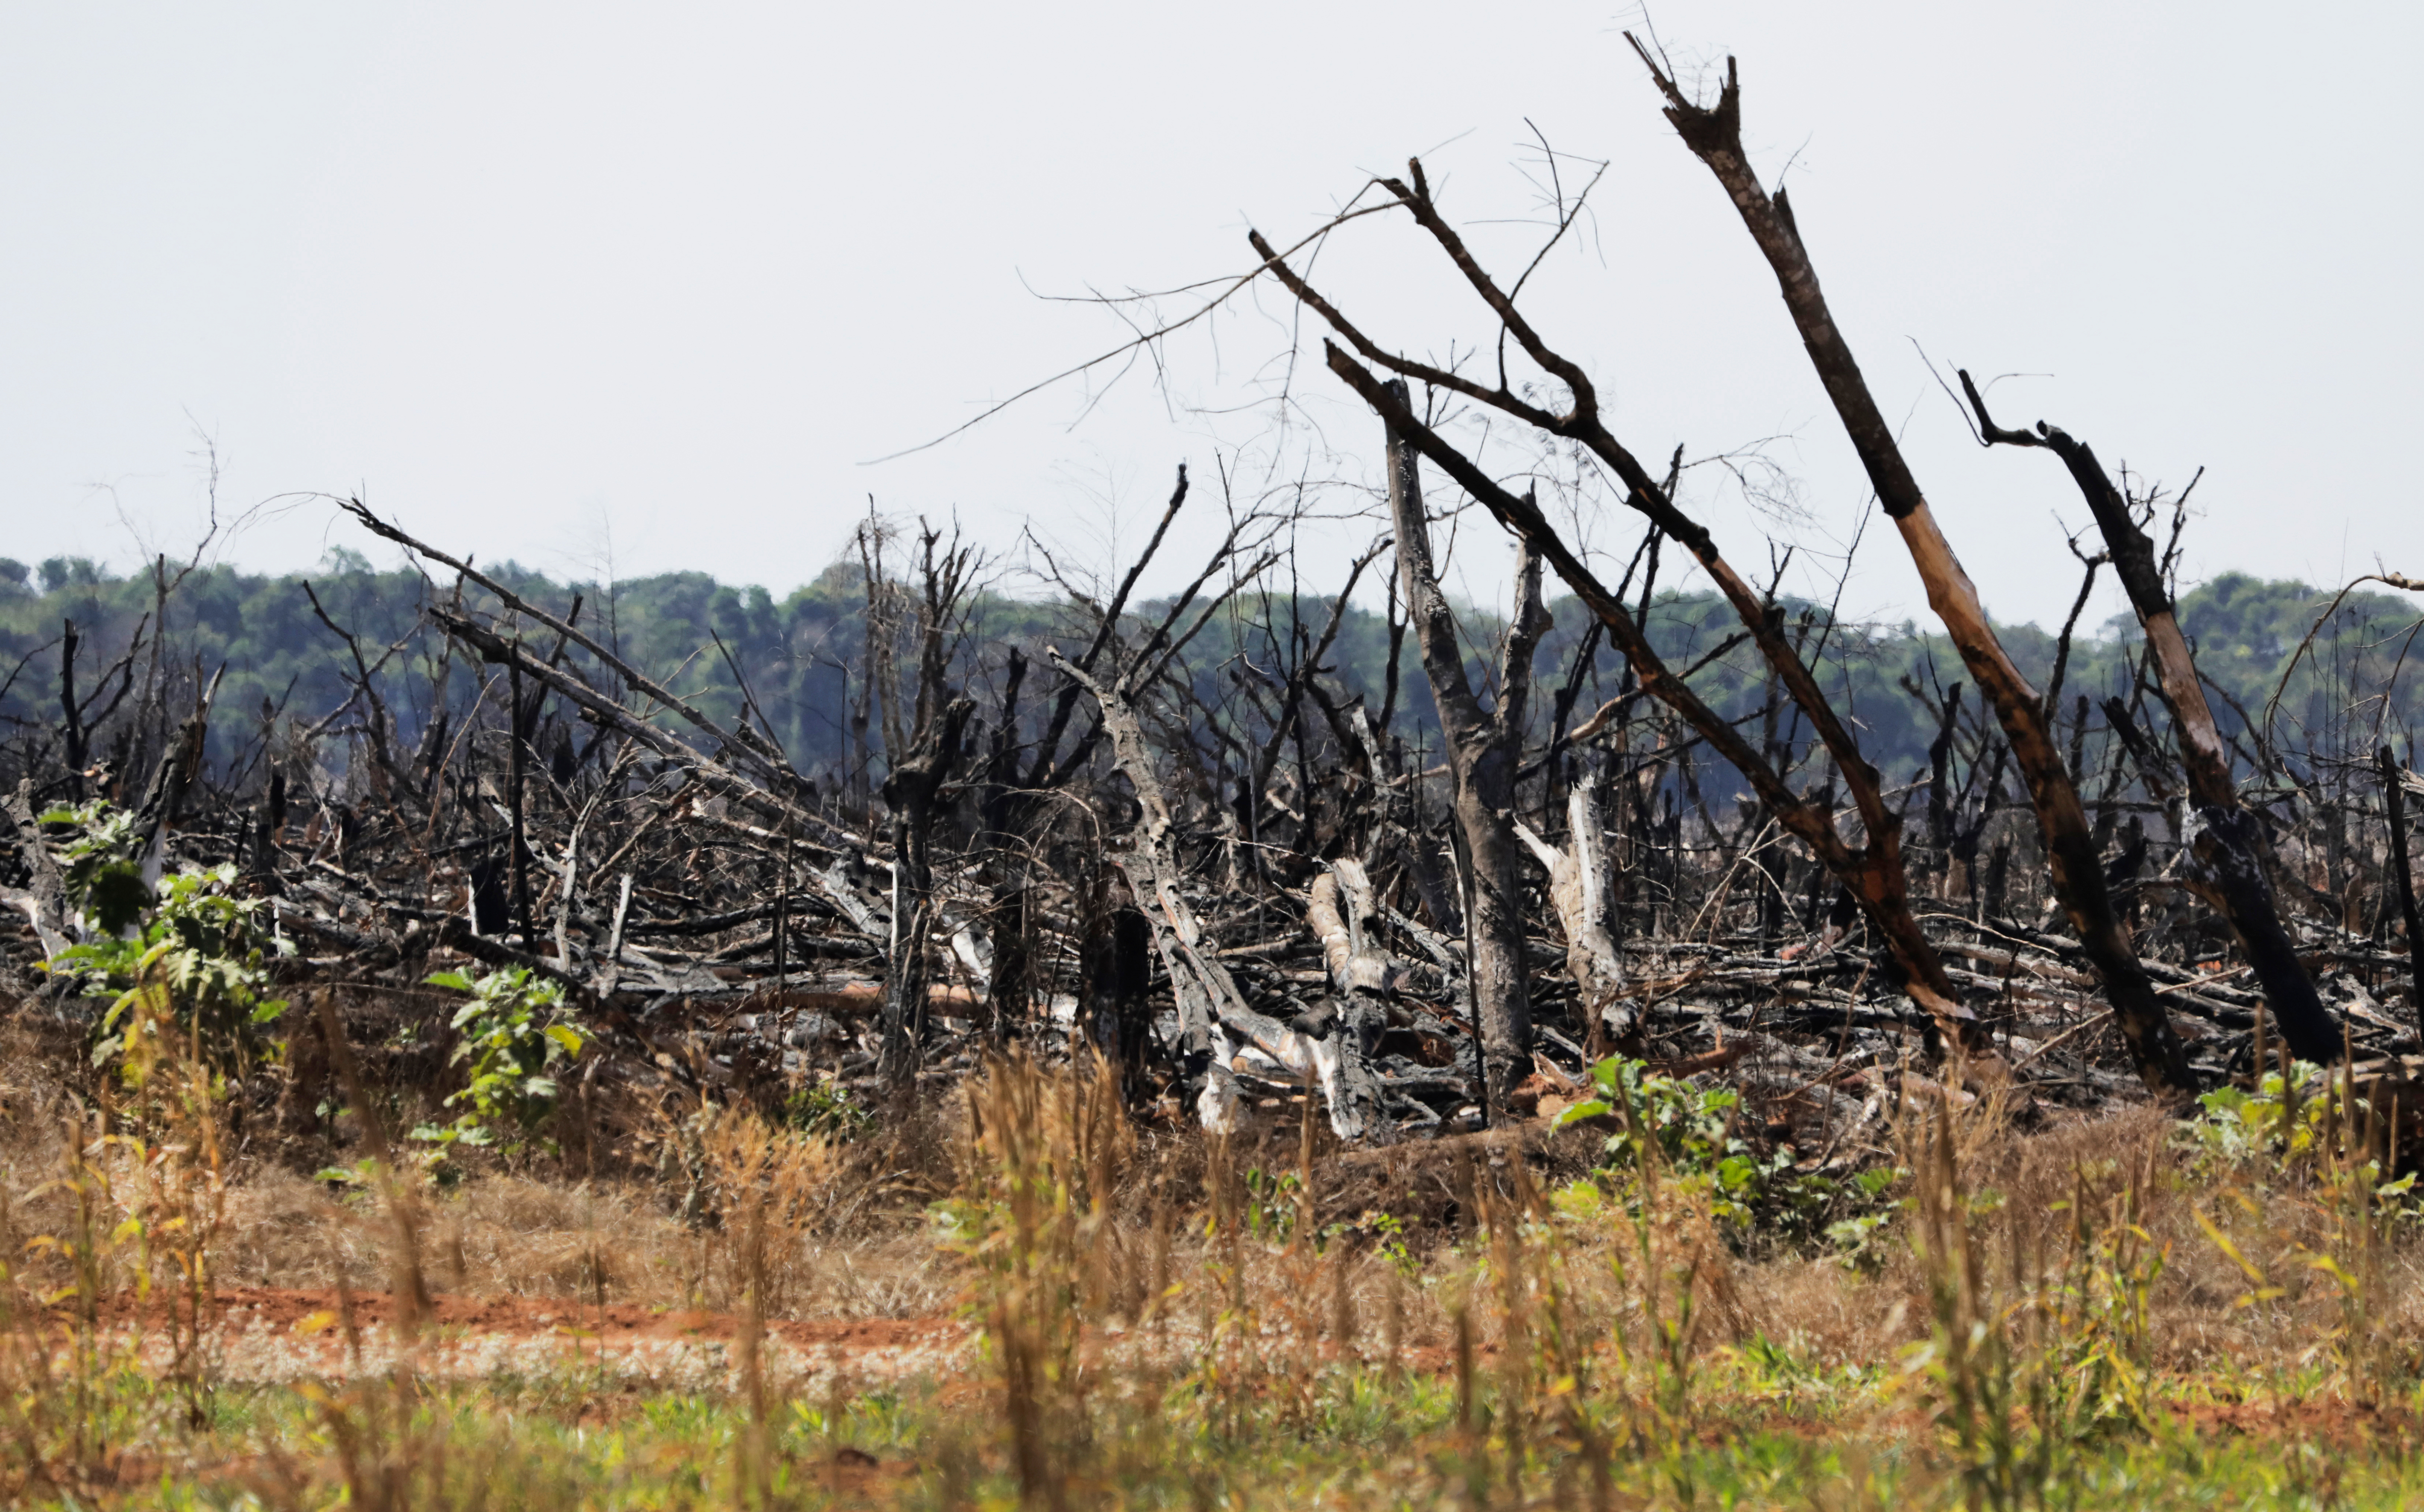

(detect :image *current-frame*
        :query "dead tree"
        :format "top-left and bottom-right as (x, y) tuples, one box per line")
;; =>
(58, 619), (83, 801)
(1047, 647), (1380, 1139)
(870, 523), (983, 1086)
(131, 665), (222, 886)
(344, 500), (820, 811)
(1330, 356), (1982, 1052)
(1076, 868), (1153, 1083)
(1517, 776), (1631, 1052)
(877, 692), (974, 1085)
(1959, 372), (2341, 1063)
(1380, 380), (1547, 1110)
(1252, 183), (1987, 1059)
(4, 779), (71, 962)
(2382, 747), (2424, 1036)
(1629, 45), (2197, 1096)
(1299, 859), (1391, 1126)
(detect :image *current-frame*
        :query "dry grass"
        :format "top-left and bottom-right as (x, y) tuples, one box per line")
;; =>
(0, 1017), (2414, 1386)
(5, 1013), (2424, 1505)
(196, 1168), (954, 1320)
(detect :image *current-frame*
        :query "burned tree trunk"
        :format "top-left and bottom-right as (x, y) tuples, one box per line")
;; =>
(1517, 778), (1632, 1053)
(1330, 355), (1981, 1051)
(2382, 748), (2424, 1038)
(1047, 649), (1377, 1138)
(509, 660), (533, 946)
(1078, 867), (1153, 1084)
(878, 694), (974, 1087)
(986, 884), (1035, 1041)
(131, 665), (221, 888)
(1255, 194), (1985, 1057)
(59, 619), (85, 802)
(1380, 380), (1544, 1111)
(1960, 372), (2340, 1063)
(1632, 46), (2197, 1096)
(250, 767), (286, 881)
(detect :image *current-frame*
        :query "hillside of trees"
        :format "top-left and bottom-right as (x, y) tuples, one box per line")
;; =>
(6, 547), (2413, 804)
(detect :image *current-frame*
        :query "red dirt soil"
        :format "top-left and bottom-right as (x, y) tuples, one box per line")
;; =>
(103, 1286), (962, 1351)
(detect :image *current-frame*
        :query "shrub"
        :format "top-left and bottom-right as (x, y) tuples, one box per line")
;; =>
(39, 802), (289, 1074)
(1557, 1054), (1891, 1256)
(412, 967), (585, 1163)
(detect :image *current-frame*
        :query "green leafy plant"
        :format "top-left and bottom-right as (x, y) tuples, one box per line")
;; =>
(2185, 1057), (2417, 1211)
(1557, 1055), (1879, 1245)
(1823, 1167), (1905, 1272)
(2186, 1060), (2335, 1166)
(41, 800), (153, 936)
(1238, 1167), (1303, 1245)
(1560, 1055), (1770, 1217)
(412, 967), (585, 1161)
(1348, 1208), (1421, 1278)
(778, 1077), (873, 1141)
(41, 807), (290, 1073)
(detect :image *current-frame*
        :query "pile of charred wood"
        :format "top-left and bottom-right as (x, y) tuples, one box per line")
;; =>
(6, 45), (2424, 1163)
(1, 431), (2417, 1161)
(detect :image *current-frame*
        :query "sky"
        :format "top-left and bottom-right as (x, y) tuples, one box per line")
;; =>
(4, 3), (2420, 634)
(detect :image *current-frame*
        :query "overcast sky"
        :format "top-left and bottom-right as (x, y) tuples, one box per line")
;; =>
(5, 3), (2419, 632)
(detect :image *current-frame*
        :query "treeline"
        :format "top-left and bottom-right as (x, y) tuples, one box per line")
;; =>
(1, 546), (2415, 799)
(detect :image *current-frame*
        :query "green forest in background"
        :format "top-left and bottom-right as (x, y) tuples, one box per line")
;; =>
(2, 547), (2417, 794)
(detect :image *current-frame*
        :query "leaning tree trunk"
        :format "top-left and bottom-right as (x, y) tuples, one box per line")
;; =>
(1261, 211), (1986, 1055)
(1301, 860), (1391, 1137)
(1632, 46), (2199, 1096)
(1047, 650), (1373, 1138)
(1331, 354), (1983, 1053)
(1960, 372), (2341, 1063)
(1381, 379), (1544, 1113)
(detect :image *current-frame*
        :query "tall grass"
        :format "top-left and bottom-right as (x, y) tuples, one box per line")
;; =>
(5, 1023), (2424, 1506)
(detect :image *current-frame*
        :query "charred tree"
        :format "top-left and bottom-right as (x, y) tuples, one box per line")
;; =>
(2383, 747), (2424, 1038)
(1330, 356), (1981, 1051)
(1959, 371), (2340, 1063)
(59, 619), (84, 802)
(1253, 181), (1986, 1059)
(1380, 380), (1546, 1110)
(877, 693), (974, 1086)
(1630, 45), (2196, 1096)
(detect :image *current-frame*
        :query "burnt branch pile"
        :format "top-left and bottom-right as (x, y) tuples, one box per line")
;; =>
(2, 477), (2420, 1176)
(5, 49), (2424, 1177)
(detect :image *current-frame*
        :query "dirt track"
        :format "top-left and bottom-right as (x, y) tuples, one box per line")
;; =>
(120, 1288), (974, 1394)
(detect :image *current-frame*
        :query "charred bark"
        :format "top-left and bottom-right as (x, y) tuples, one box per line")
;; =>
(1959, 371), (2339, 1062)
(1380, 380), (1543, 1110)
(2384, 747), (2424, 1039)
(1330, 353), (1979, 1048)
(878, 694), (974, 1087)
(59, 619), (84, 802)
(1630, 46), (2195, 1097)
